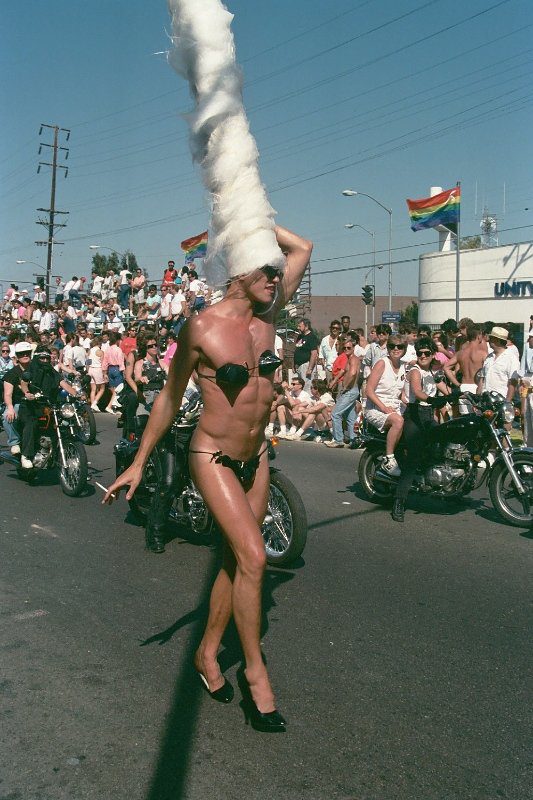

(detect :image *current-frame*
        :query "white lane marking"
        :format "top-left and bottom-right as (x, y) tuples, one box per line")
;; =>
(30, 523), (58, 538)
(13, 609), (49, 621)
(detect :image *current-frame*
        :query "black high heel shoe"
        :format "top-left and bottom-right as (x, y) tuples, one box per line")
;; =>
(196, 671), (234, 703)
(236, 667), (286, 733)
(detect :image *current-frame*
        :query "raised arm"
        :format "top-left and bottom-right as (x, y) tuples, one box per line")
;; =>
(274, 226), (313, 311)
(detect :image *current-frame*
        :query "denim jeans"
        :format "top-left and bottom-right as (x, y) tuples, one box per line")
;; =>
(3, 403), (20, 446)
(118, 284), (131, 310)
(331, 388), (359, 443)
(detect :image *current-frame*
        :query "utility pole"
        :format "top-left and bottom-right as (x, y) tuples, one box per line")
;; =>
(35, 124), (70, 303)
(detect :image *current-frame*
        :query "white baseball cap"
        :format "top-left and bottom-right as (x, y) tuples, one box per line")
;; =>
(14, 341), (32, 354)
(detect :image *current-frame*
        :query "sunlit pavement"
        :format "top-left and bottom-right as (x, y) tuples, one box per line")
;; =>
(1, 415), (531, 800)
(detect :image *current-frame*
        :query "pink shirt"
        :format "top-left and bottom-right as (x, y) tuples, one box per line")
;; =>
(163, 342), (177, 366)
(102, 344), (125, 371)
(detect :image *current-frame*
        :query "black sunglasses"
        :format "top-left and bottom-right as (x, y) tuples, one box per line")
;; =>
(260, 265), (283, 281)
(388, 344), (406, 351)
(417, 350), (432, 357)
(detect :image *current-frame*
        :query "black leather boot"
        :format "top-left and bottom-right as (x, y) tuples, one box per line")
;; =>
(145, 526), (165, 553)
(391, 498), (405, 523)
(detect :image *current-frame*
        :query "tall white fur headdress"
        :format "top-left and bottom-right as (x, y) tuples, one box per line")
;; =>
(167, 0), (285, 287)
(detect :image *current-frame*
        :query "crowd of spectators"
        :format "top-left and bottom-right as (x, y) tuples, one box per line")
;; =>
(266, 313), (533, 453)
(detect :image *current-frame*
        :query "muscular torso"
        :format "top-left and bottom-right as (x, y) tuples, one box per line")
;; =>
(184, 304), (275, 459)
(457, 341), (487, 384)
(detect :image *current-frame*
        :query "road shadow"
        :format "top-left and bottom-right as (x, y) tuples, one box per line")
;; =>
(143, 549), (294, 800)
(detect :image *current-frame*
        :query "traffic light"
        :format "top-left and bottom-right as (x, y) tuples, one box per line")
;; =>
(362, 284), (374, 305)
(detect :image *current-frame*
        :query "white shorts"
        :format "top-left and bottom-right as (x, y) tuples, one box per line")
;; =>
(364, 408), (399, 432)
(459, 384), (477, 415)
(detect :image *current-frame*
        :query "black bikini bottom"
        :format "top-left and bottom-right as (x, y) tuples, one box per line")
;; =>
(189, 445), (267, 485)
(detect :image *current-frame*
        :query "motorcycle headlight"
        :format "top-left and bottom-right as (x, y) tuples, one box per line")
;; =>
(501, 401), (515, 424)
(61, 403), (76, 419)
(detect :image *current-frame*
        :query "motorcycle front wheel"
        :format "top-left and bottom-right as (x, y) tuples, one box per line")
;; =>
(262, 470), (307, 567)
(488, 452), (533, 527)
(77, 405), (97, 445)
(59, 440), (88, 497)
(358, 449), (395, 503)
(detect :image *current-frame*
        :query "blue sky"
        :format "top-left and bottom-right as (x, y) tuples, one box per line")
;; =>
(1, 0), (532, 298)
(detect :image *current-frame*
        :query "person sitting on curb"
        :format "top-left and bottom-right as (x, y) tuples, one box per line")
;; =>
(286, 380), (335, 440)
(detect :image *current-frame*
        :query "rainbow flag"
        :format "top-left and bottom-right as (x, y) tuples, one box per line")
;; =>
(406, 186), (460, 233)
(181, 230), (208, 262)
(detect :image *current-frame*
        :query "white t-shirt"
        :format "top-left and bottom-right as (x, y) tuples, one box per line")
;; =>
(92, 276), (103, 295)
(107, 317), (125, 333)
(275, 334), (283, 357)
(189, 278), (206, 296)
(31, 308), (42, 322)
(63, 344), (87, 367)
(64, 280), (75, 294)
(160, 292), (173, 318)
(319, 391), (335, 407)
(291, 389), (311, 406)
(119, 269), (130, 286)
(482, 349), (520, 397)
(171, 291), (186, 316)
(319, 335), (338, 370)
(401, 343), (417, 363)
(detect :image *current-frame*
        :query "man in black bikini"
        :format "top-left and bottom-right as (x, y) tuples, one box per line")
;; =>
(104, 226), (312, 732)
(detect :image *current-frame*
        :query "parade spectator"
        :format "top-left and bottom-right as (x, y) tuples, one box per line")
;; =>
(162, 331), (177, 369)
(340, 316), (351, 335)
(107, 308), (125, 334)
(363, 335), (407, 474)
(101, 331), (125, 414)
(163, 260), (177, 286)
(399, 323), (418, 363)
(478, 326), (519, 401)
(275, 376), (312, 437)
(319, 320), (342, 382)
(364, 324), (391, 369)
(293, 317), (319, 390)
(61, 333), (87, 375)
(431, 330), (453, 364)
(519, 328), (533, 446)
(131, 268), (146, 307)
(91, 271), (104, 298)
(444, 325), (488, 414)
(120, 324), (137, 357)
(117, 267), (132, 310)
(288, 379), (335, 440)
(188, 269), (207, 313)
(325, 336), (361, 448)
(88, 337), (106, 411)
(144, 285), (161, 320)
(329, 335), (348, 393)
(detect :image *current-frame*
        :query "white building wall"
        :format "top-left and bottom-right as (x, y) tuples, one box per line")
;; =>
(419, 242), (533, 328)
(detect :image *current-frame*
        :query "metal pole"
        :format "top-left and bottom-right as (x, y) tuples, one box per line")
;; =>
(372, 232), (376, 326)
(388, 210), (392, 312)
(45, 126), (59, 306)
(455, 181), (461, 322)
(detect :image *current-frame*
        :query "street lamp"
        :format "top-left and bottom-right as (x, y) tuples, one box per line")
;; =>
(89, 245), (125, 257)
(342, 189), (393, 312)
(16, 259), (45, 269)
(345, 223), (376, 328)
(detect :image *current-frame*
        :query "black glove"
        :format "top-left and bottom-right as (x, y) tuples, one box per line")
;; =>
(426, 394), (450, 409)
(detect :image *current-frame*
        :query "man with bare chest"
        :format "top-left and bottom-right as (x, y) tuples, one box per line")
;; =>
(444, 325), (488, 413)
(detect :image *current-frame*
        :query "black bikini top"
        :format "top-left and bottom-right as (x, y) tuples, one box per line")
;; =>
(198, 350), (282, 388)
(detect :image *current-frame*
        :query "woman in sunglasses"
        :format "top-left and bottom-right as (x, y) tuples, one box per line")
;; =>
(391, 336), (451, 522)
(364, 335), (407, 476)
(104, 226), (312, 731)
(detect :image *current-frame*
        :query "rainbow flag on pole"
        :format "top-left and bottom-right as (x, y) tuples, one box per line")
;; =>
(181, 230), (208, 262)
(406, 186), (460, 233)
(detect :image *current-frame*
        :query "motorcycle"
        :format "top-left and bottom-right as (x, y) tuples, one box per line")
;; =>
(3, 383), (89, 496)
(62, 363), (96, 445)
(358, 390), (533, 527)
(114, 393), (308, 566)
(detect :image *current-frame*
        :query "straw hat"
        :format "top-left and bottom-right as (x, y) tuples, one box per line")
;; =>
(489, 326), (509, 342)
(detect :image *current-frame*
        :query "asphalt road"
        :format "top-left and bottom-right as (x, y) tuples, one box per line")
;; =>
(1, 416), (532, 800)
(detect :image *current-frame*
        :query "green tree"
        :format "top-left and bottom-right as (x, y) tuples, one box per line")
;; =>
(460, 235), (481, 250)
(120, 250), (139, 274)
(400, 300), (418, 327)
(91, 251), (121, 277)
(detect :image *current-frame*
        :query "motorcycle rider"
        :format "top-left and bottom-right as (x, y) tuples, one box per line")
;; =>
(2, 341), (33, 456)
(17, 347), (78, 468)
(363, 335), (407, 475)
(391, 337), (451, 523)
